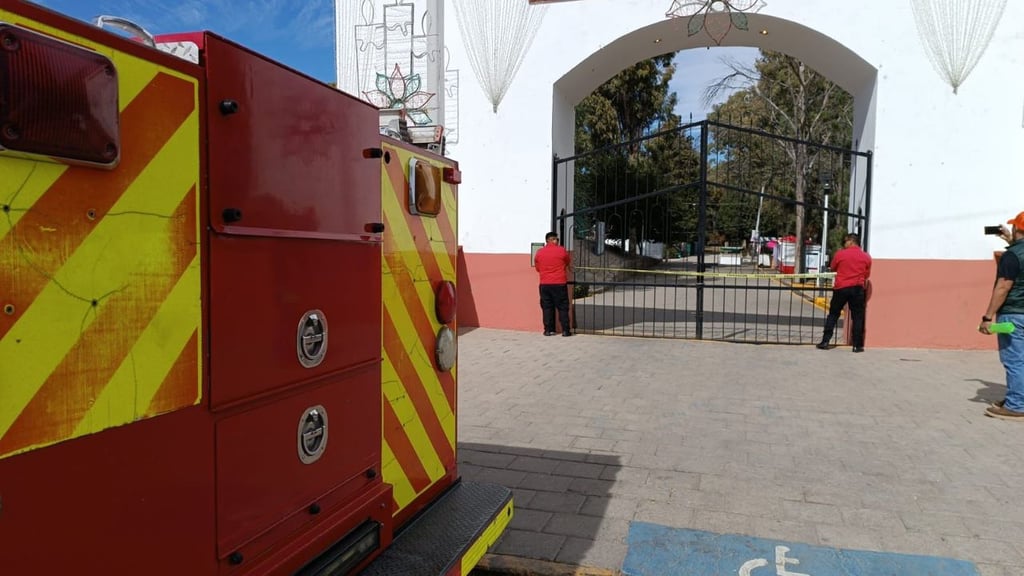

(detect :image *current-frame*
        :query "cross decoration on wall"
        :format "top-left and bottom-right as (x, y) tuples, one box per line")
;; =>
(666, 0), (768, 45)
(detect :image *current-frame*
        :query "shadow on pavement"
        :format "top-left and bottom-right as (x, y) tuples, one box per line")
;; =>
(965, 378), (1004, 405)
(574, 303), (828, 330)
(458, 442), (622, 570)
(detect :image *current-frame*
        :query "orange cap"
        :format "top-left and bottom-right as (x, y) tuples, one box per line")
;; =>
(1009, 211), (1024, 229)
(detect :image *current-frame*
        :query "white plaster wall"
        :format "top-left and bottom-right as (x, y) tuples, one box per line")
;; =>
(432, 0), (1024, 259)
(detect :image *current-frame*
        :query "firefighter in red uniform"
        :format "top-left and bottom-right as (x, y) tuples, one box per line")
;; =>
(534, 232), (573, 336)
(817, 233), (872, 352)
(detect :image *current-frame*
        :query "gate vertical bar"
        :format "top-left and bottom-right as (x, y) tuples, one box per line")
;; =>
(696, 121), (709, 339)
(551, 154), (559, 234)
(863, 150), (873, 251)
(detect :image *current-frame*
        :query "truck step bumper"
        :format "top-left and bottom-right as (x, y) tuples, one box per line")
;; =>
(360, 480), (514, 576)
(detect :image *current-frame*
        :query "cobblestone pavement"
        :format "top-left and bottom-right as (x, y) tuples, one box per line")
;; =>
(457, 328), (1024, 576)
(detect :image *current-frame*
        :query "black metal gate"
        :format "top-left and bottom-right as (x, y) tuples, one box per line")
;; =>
(553, 120), (872, 345)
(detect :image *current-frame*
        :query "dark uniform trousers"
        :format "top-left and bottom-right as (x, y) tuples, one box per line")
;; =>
(540, 284), (570, 334)
(821, 285), (866, 348)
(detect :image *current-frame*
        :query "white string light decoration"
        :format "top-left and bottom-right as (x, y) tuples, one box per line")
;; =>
(452, 0), (548, 113)
(910, 0), (1008, 94)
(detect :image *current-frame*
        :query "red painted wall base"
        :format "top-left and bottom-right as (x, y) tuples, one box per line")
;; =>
(458, 250), (542, 332)
(458, 251), (1000, 350)
(866, 259), (997, 350)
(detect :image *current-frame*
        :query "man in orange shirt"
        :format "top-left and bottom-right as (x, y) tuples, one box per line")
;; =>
(534, 232), (573, 336)
(817, 233), (872, 352)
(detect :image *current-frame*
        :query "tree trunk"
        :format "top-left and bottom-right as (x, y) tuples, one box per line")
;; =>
(793, 143), (807, 274)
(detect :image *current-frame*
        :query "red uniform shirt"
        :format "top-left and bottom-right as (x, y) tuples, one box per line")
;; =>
(831, 245), (872, 289)
(535, 243), (570, 284)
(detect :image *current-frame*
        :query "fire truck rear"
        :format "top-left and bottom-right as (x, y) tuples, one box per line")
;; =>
(0, 1), (511, 574)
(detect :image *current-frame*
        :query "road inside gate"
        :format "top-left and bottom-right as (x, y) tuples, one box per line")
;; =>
(573, 259), (838, 345)
(458, 328), (1023, 576)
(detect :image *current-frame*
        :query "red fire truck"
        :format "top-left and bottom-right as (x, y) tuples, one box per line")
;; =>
(0, 1), (512, 574)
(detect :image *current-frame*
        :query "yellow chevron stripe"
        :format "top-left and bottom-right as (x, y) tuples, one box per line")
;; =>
(0, 160), (68, 243)
(382, 260), (456, 446)
(389, 148), (457, 281)
(0, 288), (91, 436)
(382, 184), (450, 325)
(0, 112), (199, 437)
(382, 203), (427, 282)
(0, 11), (196, 238)
(442, 183), (457, 233)
(105, 109), (199, 214)
(106, 55), (161, 110)
(423, 228), (455, 280)
(382, 348), (447, 478)
(72, 258), (200, 436)
(382, 440), (417, 510)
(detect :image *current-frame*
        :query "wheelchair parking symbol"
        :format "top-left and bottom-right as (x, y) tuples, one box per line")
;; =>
(739, 546), (809, 576)
(624, 523), (981, 576)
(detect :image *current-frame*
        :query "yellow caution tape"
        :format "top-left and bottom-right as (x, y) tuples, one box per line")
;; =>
(574, 266), (836, 281)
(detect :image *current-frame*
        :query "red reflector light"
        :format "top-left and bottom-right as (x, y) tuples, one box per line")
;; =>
(443, 166), (461, 185)
(0, 24), (120, 167)
(436, 280), (456, 325)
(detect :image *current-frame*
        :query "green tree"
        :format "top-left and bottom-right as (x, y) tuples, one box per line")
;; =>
(704, 50), (853, 270)
(574, 55), (700, 254)
(579, 55), (676, 158)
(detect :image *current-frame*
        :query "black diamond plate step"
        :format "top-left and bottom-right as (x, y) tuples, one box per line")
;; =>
(359, 480), (513, 576)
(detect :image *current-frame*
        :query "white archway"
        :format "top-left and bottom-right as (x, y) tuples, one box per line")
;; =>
(424, 0), (1023, 348)
(550, 13), (877, 251)
(557, 15), (874, 222)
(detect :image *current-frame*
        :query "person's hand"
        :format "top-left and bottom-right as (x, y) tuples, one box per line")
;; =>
(999, 226), (1013, 243)
(979, 320), (993, 335)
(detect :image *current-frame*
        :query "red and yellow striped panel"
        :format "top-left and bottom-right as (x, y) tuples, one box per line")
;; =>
(0, 11), (202, 460)
(380, 143), (458, 517)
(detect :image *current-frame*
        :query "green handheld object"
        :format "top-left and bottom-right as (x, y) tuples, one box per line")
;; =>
(989, 322), (1016, 334)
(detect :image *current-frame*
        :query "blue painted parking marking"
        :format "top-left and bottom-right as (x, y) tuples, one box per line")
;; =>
(623, 522), (980, 576)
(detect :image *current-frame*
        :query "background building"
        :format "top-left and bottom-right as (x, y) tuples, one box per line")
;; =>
(337, 0), (1023, 349)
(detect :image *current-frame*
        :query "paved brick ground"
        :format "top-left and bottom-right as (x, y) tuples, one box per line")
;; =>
(457, 328), (1024, 576)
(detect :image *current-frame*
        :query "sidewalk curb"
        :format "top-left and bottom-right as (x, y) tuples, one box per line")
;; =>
(477, 554), (620, 576)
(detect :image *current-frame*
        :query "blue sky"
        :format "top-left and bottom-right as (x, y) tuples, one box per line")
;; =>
(33, 0), (338, 82)
(32, 1), (758, 118)
(670, 46), (760, 121)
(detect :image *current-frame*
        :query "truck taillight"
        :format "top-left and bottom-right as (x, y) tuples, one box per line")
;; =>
(0, 24), (120, 167)
(442, 166), (461, 185)
(436, 280), (456, 324)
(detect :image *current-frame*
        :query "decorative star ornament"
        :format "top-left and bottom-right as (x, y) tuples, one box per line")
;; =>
(362, 64), (437, 125)
(666, 0), (767, 45)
